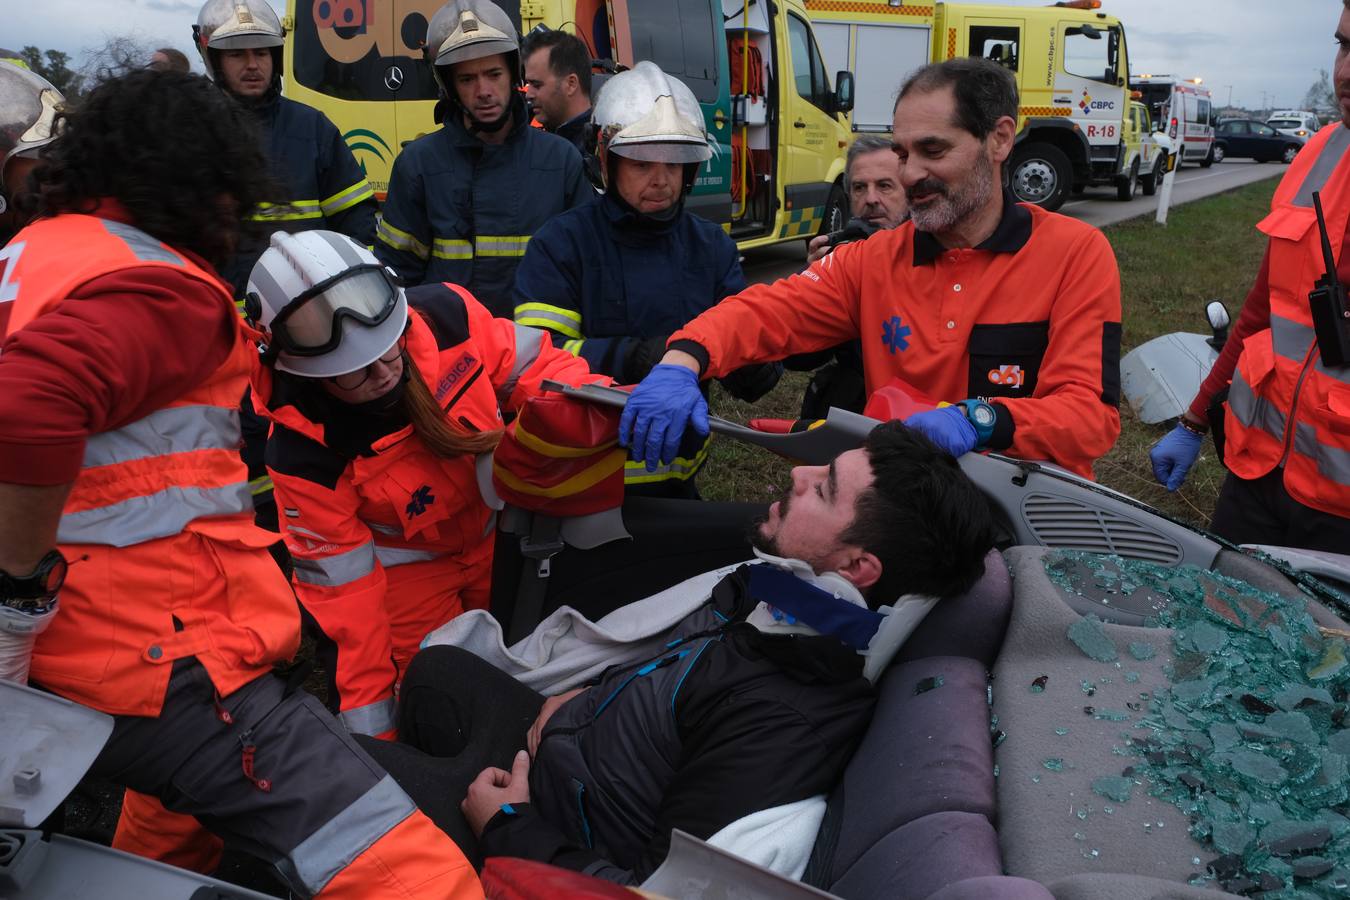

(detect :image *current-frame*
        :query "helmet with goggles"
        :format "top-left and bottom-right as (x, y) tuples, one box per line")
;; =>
(0, 60), (64, 216)
(246, 231), (408, 380)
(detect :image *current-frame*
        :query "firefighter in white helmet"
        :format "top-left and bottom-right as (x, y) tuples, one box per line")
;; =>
(375, 0), (593, 315)
(512, 61), (781, 498)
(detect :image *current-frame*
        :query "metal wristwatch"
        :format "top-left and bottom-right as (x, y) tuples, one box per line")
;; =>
(0, 549), (68, 612)
(958, 399), (998, 449)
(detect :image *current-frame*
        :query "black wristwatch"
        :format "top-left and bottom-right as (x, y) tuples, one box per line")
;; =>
(0, 550), (68, 612)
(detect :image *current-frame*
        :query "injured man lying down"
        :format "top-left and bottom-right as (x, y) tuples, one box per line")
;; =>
(359, 422), (996, 885)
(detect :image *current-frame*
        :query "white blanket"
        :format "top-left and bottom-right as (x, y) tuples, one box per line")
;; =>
(421, 562), (745, 693)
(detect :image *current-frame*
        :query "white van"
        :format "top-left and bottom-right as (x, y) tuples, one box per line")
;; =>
(1129, 75), (1216, 167)
(1267, 110), (1321, 140)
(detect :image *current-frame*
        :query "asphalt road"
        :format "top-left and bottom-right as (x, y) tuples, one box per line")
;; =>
(741, 160), (1286, 285)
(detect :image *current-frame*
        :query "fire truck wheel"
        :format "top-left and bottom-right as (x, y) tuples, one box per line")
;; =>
(1009, 143), (1071, 212)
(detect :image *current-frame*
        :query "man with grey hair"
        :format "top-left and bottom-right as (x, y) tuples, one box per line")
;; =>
(620, 56), (1123, 480)
(806, 133), (907, 265)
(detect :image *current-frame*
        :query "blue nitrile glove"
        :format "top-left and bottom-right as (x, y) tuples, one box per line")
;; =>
(618, 364), (710, 471)
(1149, 423), (1204, 492)
(903, 406), (979, 458)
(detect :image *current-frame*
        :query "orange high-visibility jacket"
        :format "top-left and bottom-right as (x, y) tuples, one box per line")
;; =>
(1224, 123), (1350, 517)
(672, 200), (1122, 478)
(254, 283), (599, 738)
(5, 214), (299, 717)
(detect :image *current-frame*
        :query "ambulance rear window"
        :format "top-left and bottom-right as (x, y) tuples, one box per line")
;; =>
(628, 0), (719, 103)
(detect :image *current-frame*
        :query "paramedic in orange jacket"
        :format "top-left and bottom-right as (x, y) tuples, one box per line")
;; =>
(0, 69), (479, 899)
(620, 58), (1122, 480)
(249, 230), (598, 741)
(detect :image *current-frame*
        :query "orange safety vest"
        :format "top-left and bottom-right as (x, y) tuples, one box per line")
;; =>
(4, 214), (299, 717)
(1224, 124), (1350, 518)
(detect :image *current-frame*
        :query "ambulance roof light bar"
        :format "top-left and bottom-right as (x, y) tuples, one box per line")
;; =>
(1053, 1), (1101, 8)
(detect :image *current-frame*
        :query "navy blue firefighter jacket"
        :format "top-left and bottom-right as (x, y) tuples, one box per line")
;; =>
(375, 95), (594, 318)
(511, 192), (752, 490)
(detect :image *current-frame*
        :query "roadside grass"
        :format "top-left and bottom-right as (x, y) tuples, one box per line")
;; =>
(698, 176), (1281, 527)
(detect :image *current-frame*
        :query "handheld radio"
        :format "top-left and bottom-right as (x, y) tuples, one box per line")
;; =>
(1309, 190), (1350, 368)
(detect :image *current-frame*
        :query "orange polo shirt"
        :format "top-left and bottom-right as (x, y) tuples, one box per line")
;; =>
(671, 196), (1122, 478)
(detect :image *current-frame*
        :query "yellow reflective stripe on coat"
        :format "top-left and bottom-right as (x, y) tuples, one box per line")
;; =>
(623, 443), (710, 484)
(513, 418), (619, 459)
(562, 339), (584, 356)
(493, 451), (626, 498)
(476, 235), (531, 257)
(320, 180), (376, 217)
(375, 218), (430, 260)
(432, 237), (473, 260)
(249, 474), (274, 496)
(250, 200), (323, 222)
(514, 302), (583, 339)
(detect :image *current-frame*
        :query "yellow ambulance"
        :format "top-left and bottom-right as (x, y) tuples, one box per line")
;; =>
(806, 0), (1135, 210)
(282, 0), (857, 249)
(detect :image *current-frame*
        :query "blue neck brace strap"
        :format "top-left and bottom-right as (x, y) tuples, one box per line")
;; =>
(747, 565), (883, 650)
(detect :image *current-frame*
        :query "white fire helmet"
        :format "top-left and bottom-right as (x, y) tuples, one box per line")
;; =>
(593, 61), (711, 165)
(247, 231), (409, 380)
(425, 0), (520, 81)
(194, 0), (285, 81)
(0, 61), (64, 215)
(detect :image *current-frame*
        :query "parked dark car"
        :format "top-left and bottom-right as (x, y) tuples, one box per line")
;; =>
(1211, 118), (1305, 164)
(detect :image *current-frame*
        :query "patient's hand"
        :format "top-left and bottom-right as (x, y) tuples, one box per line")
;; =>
(463, 750), (532, 837)
(528, 687), (587, 758)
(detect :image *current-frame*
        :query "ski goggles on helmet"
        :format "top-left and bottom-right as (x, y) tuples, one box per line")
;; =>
(260, 264), (400, 357)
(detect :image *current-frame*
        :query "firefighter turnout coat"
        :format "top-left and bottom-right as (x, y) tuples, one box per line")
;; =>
(254, 283), (595, 738)
(375, 96), (594, 317)
(1224, 123), (1350, 518)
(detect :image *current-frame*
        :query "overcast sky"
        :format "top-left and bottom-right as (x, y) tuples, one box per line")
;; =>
(5, 0), (1340, 112)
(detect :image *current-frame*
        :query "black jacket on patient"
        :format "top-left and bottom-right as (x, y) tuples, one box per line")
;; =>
(478, 563), (878, 884)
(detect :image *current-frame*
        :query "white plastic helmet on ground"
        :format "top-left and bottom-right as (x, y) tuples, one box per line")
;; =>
(0, 61), (64, 216)
(593, 61), (711, 165)
(193, 0), (285, 81)
(247, 231), (409, 380)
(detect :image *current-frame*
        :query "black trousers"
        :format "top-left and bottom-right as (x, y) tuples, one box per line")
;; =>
(358, 645), (544, 866)
(1211, 468), (1350, 552)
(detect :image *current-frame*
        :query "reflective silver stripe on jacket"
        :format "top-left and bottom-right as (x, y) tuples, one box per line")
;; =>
(372, 545), (444, 568)
(82, 406), (242, 468)
(279, 774), (416, 895)
(291, 542), (376, 587)
(1271, 316), (1315, 364)
(1294, 125), (1350, 208)
(58, 483), (253, 547)
(339, 697), (397, 736)
(499, 323), (545, 400)
(1230, 369), (1350, 486)
(101, 219), (184, 265)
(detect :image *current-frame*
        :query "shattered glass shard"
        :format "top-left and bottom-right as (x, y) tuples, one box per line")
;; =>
(1129, 641), (1157, 661)
(1043, 758), (1065, 771)
(915, 675), (944, 694)
(1308, 642), (1348, 680)
(1223, 748), (1288, 785)
(1068, 614), (1119, 662)
(1090, 775), (1133, 802)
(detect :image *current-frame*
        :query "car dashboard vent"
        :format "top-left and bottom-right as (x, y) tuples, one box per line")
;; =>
(1020, 493), (1184, 564)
